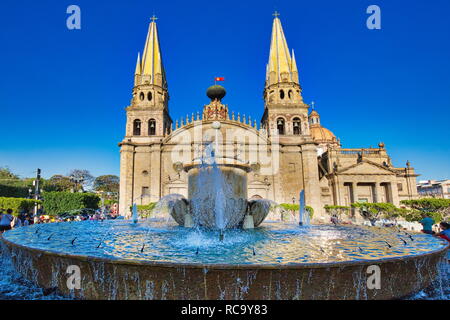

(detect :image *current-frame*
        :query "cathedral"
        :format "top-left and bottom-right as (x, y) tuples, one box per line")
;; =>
(119, 15), (419, 219)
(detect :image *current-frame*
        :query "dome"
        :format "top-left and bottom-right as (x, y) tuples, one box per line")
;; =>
(309, 110), (319, 117)
(206, 85), (226, 101)
(310, 126), (337, 143)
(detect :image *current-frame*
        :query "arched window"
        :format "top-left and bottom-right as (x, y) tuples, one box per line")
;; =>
(288, 90), (293, 99)
(293, 117), (301, 135)
(280, 90), (285, 100)
(139, 92), (145, 101)
(277, 118), (285, 135)
(147, 92), (152, 101)
(148, 119), (156, 136)
(133, 119), (141, 136)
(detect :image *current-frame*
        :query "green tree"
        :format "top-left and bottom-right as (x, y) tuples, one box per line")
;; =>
(68, 169), (95, 191)
(351, 202), (398, 225)
(43, 175), (77, 192)
(0, 167), (19, 181)
(400, 198), (450, 222)
(93, 175), (119, 194)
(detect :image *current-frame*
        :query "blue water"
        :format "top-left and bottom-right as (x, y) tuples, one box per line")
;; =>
(3, 220), (447, 265)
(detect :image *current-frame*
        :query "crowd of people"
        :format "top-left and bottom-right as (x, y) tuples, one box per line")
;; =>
(0, 207), (120, 233)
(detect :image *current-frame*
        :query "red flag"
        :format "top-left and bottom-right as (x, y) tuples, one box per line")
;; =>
(215, 77), (225, 81)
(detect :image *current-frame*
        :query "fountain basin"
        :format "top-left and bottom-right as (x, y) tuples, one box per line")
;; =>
(1, 221), (448, 300)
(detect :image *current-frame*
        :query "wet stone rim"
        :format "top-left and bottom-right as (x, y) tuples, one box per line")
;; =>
(2, 232), (448, 270)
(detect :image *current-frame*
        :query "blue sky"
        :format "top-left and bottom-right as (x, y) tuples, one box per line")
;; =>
(0, 0), (449, 180)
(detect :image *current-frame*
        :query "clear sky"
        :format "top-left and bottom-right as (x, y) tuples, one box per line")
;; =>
(0, 0), (449, 180)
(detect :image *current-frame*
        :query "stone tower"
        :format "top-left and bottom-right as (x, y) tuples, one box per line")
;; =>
(260, 13), (322, 216)
(128, 17), (172, 138)
(119, 17), (172, 216)
(261, 13), (309, 137)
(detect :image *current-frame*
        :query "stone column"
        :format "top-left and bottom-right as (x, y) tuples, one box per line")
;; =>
(389, 181), (400, 207)
(374, 182), (383, 203)
(301, 143), (322, 219)
(150, 143), (162, 202)
(350, 182), (358, 221)
(119, 144), (135, 217)
(350, 182), (357, 204)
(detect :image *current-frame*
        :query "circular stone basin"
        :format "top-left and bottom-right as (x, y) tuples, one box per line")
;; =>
(1, 220), (448, 300)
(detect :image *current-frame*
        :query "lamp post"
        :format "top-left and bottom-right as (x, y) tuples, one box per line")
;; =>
(34, 169), (41, 218)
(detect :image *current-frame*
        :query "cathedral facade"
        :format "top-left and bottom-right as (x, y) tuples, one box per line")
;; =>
(119, 15), (419, 219)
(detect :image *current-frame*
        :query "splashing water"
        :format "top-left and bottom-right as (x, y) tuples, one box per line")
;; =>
(189, 143), (245, 230)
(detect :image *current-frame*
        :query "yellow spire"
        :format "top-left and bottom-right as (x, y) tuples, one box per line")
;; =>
(135, 52), (141, 75)
(291, 49), (299, 83)
(267, 13), (297, 85)
(141, 16), (167, 88)
(291, 49), (298, 73)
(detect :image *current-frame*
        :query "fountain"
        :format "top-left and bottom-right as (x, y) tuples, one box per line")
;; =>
(158, 121), (273, 233)
(0, 118), (448, 300)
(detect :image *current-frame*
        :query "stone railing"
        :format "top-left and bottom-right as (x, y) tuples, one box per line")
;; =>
(338, 148), (382, 155)
(172, 110), (263, 133)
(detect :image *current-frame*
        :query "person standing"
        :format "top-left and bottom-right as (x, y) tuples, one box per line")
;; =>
(0, 209), (15, 232)
(420, 215), (435, 235)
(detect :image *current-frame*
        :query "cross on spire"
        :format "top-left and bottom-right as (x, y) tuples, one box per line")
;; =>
(150, 14), (158, 22)
(273, 11), (280, 18)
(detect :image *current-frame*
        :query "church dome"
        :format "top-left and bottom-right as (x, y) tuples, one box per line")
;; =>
(310, 126), (337, 143)
(207, 85), (226, 101)
(310, 110), (319, 117)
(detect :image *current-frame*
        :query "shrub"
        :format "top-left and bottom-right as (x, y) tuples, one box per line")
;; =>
(0, 197), (41, 216)
(279, 203), (314, 218)
(136, 203), (157, 218)
(0, 184), (29, 198)
(42, 192), (100, 216)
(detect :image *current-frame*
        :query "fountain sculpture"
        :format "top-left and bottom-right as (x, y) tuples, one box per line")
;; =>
(157, 122), (273, 233)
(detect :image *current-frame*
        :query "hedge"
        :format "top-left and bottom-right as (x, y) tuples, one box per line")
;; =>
(42, 192), (100, 216)
(0, 184), (29, 198)
(0, 197), (41, 216)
